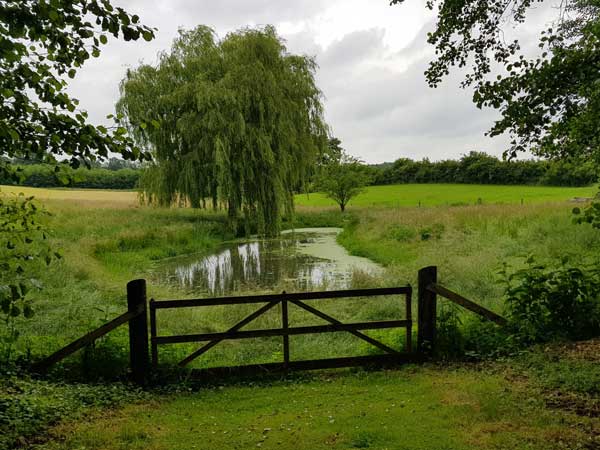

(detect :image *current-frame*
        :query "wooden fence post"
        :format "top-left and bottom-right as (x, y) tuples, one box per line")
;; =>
(127, 279), (149, 385)
(417, 266), (437, 355)
(281, 296), (290, 371)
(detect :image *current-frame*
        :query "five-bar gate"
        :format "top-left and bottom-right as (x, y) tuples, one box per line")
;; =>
(149, 286), (415, 376)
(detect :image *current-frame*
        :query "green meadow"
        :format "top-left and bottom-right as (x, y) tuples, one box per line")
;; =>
(295, 183), (598, 208)
(1, 183), (599, 449)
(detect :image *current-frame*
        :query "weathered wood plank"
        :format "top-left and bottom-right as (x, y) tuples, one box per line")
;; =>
(32, 306), (142, 373)
(153, 286), (412, 309)
(281, 298), (290, 368)
(155, 320), (411, 345)
(427, 283), (507, 326)
(127, 279), (149, 385)
(418, 266), (437, 354)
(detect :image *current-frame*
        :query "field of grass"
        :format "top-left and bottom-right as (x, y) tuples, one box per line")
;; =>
(2, 183), (599, 368)
(1, 184), (600, 449)
(337, 202), (600, 314)
(296, 183), (598, 208)
(3, 182), (597, 210)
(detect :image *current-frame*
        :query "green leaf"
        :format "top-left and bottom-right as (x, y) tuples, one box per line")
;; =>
(8, 129), (19, 141)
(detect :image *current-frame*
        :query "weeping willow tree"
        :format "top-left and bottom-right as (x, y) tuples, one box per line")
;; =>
(117, 25), (328, 236)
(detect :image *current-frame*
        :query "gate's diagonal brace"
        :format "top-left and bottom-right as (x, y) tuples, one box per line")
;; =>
(290, 300), (400, 355)
(178, 300), (280, 367)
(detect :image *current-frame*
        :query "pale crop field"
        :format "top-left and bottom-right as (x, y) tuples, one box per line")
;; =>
(0, 185), (138, 208)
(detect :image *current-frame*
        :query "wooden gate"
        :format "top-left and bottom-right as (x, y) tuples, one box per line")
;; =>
(149, 286), (416, 377)
(32, 267), (508, 384)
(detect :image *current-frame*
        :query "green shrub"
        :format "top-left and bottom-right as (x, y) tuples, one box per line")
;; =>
(371, 152), (598, 187)
(500, 257), (600, 344)
(0, 164), (140, 190)
(419, 223), (445, 241)
(435, 302), (465, 359)
(0, 376), (147, 449)
(386, 224), (416, 242)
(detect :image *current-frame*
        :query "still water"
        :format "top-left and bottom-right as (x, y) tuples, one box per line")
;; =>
(154, 228), (382, 296)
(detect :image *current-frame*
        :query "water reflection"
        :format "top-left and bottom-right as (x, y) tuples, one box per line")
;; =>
(155, 228), (381, 296)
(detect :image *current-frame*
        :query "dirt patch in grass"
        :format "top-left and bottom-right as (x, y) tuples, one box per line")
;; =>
(545, 391), (600, 418)
(556, 338), (600, 363)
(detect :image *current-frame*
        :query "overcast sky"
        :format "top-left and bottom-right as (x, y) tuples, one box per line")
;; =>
(67, 0), (556, 163)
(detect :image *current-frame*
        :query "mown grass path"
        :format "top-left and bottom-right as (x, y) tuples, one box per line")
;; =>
(41, 367), (594, 450)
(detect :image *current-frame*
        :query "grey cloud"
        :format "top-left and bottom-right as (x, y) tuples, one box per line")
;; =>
(66, 0), (542, 164)
(319, 28), (386, 68)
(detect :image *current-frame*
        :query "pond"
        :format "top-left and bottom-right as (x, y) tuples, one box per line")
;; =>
(153, 227), (382, 296)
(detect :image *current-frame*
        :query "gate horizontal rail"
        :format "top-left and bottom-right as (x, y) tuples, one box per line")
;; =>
(154, 319), (412, 344)
(189, 354), (425, 379)
(151, 286), (412, 308)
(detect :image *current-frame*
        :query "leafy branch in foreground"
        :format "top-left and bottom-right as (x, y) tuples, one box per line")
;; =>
(391, 0), (600, 161)
(0, 194), (59, 362)
(0, 0), (156, 180)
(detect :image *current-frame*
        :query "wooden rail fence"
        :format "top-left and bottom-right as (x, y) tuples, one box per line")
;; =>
(32, 266), (508, 384)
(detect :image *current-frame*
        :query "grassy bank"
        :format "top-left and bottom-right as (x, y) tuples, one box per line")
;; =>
(335, 202), (600, 314)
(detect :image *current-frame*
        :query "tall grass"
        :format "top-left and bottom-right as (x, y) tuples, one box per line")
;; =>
(6, 186), (600, 374)
(338, 202), (600, 313)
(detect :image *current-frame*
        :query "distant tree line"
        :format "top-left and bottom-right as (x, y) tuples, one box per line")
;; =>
(366, 152), (598, 187)
(1, 152), (597, 191)
(0, 158), (139, 189)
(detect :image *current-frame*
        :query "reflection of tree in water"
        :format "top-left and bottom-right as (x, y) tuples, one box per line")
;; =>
(166, 236), (352, 295)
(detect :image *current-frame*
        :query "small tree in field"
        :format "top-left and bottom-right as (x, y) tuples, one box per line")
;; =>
(317, 151), (370, 212)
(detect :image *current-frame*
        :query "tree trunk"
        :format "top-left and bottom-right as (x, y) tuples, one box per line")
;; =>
(228, 201), (238, 235)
